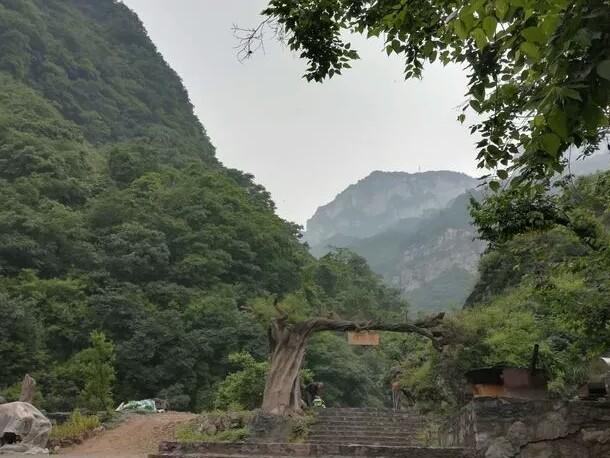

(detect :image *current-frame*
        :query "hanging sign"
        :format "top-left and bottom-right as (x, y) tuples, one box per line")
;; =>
(347, 331), (380, 346)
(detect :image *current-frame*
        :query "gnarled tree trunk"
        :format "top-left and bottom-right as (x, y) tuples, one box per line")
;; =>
(261, 314), (446, 415)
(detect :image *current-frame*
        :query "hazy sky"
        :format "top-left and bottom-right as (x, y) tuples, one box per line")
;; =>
(121, 0), (479, 225)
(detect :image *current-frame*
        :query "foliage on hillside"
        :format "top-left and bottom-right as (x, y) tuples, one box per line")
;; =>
(0, 1), (416, 412)
(0, 0), (310, 412)
(394, 172), (610, 411)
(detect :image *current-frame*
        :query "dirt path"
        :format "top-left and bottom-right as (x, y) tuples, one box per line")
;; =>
(60, 411), (197, 457)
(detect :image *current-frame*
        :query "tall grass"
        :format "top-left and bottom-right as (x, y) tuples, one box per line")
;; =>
(49, 411), (101, 441)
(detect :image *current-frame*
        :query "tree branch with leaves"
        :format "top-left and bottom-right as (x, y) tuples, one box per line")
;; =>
(247, 0), (609, 186)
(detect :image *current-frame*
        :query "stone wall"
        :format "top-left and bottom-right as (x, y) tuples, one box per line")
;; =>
(441, 398), (610, 457)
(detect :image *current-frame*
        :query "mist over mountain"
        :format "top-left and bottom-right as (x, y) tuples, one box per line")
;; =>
(304, 171), (478, 245)
(305, 155), (610, 312)
(304, 170), (483, 311)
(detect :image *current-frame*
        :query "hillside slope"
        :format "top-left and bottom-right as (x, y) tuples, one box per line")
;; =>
(0, 0), (306, 410)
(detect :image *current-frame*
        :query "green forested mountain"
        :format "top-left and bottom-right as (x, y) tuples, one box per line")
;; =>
(0, 0), (303, 410)
(0, 0), (409, 411)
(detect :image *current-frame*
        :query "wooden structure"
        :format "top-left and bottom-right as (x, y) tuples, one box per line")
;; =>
(347, 331), (380, 346)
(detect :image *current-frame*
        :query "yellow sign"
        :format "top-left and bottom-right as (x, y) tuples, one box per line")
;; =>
(347, 331), (380, 346)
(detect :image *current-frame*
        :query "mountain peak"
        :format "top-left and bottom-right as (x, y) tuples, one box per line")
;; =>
(305, 170), (477, 246)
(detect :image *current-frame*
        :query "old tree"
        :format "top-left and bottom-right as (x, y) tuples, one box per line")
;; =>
(251, 282), (449, 415)
(261, 311), (447, 415)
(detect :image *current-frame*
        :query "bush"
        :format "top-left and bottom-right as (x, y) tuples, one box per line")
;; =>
(79, 331), (116, 411)
(49, 410), (101, 441)
(176, 410), (253, 443)
(213, 353), (267, 411)
(175, 426), (248, 443)
(157, 384), (191, 411)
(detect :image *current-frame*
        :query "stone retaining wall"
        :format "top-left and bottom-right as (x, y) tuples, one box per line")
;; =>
(441, 398), (610, 457)
(152, 441), (472, 457)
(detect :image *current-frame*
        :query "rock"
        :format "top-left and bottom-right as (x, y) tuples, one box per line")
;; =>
(520, 442), (553, 458)
(535, 411), (568, 441)
(507, 421), (529, 448)
(0, 402), (51, 455)
(485, 437), (517, 458)
(582, 428), (610, 444)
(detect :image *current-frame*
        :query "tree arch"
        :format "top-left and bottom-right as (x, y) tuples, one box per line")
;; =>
(261, 313), (447, 415)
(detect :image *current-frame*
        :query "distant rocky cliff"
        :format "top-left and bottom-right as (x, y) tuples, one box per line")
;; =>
(304, 171), (478, 247)
(304, 155), (609, 311)
(304, 171), (484, 311)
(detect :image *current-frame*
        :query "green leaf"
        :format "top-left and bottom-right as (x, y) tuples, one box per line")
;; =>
(454, 19), (468, 40)
(597, 60), (610, 80)
(470, 100), (482, 113)
(497, 169), (509, 180)
(541, 15), (560, 37)
(560, 87), (582, 101)
(391, 39), (402, 53)
(521, 27), (546, 44)
(533, 115), (546, 128)
(548, 110), (568, 139)
(471, 28), (488, 49)
(542, 133), (561, 155)
(495, 0), (509, 19)
(489, 180), (501, 192)
(483, 16), (497, 39)
(519, 42), (540, 61)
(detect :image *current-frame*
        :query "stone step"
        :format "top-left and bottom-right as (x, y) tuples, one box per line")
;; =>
(318, 411), (418, 418)
(316, 415), (424, 424)
(314, 415), (422, 422)
(307, 436), (421, 443)
(152, 442), (473, 458)
(307, 435), (420, 442)
(152, 454), (468, 458)
(306, 441), (422, 447)
(310, 421), (423, 430)
(319, 407), (417, 414)
(309, 424), (418, 435)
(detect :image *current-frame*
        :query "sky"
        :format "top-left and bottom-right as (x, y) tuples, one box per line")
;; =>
(121, 0), (480, 226)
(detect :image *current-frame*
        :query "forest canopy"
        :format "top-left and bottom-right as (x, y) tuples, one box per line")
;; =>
(0, 0), (415, 412)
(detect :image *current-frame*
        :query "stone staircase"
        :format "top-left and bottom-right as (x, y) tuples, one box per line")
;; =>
(307, 407), (425, 447)
(150, 408), (473, 458)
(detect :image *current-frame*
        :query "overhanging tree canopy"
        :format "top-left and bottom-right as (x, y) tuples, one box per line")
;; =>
(240, 0), (610, 186)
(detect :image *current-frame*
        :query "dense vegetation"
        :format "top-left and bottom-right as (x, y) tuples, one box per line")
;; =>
(391, 171), (610, 410)
(0, 0), (412, 412)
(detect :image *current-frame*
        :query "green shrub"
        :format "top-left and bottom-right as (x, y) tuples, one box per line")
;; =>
(176, 410), (253, 443)
(288, 412), (315, 443)
(49, 411), (101, 441)
(175, 425), (248, 443)
(213, 353), (267, 411)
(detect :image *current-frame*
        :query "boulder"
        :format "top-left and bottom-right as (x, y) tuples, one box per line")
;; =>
(0, 402), (51, 455)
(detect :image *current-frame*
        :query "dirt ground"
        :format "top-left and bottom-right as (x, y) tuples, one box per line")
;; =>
(59, 411), (197, 457)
